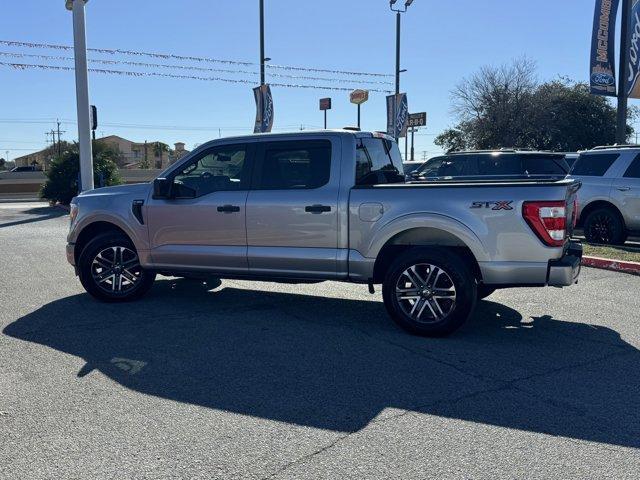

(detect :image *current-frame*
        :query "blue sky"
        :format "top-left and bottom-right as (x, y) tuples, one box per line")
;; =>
(0, 0), (608, 162)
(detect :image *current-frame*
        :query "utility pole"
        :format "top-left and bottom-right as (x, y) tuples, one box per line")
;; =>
(56, 119), (65, 157)
(617, 0), (632, 144)
(67, 0), (94, 191)
(410, 127), (415, 161)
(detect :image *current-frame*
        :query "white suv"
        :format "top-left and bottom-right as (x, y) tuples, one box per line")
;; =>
(570, 146), (640, 244)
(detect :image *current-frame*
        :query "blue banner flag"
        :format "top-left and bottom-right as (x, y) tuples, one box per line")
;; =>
(590, 0), (620, 96)
(253, 84), (274, 133)
(627, 0), (640, 98)
(386, 93), (409, 138)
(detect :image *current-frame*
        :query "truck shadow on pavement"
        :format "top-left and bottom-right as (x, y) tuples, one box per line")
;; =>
(4, 279), (639, 448)
(0, 206), (67, 229)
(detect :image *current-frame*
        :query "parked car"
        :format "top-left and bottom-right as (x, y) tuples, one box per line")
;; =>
(402, 160), (424, 179)
(409, 150), (571, 182)
(10, 165), (40, 172)
(563, 153), (579, 169)
(67, 130), (582, 337)
(569, 145), (640, 244)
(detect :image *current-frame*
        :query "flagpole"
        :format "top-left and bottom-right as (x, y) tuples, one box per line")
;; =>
(617, 0), (631, 144)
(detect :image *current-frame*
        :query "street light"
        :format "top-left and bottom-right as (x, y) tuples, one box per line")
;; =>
(389, 0), (414, 95)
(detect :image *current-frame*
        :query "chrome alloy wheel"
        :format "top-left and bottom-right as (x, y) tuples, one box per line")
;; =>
(91, 246), (142, 294)
(395, 263), (457, 323)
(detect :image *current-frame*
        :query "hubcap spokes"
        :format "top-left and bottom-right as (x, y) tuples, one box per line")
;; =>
(396, 263), (456, 323)
(91, 246), (141, 294)
(591, 215), (612, 243)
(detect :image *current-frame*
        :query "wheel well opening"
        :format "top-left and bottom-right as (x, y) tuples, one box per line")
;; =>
(74, 222), (130, 263)
(372, 228), (482, 284)
(578, 200), (624, 228)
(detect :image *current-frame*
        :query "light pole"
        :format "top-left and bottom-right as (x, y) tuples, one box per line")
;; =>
(390, 0), (413, 95)
(259, 0), (271, 85)
(66, 0), (94, 191)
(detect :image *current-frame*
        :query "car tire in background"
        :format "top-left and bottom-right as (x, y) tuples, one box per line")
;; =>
(583, 207), (627, 245)
(382, 247), (477, 337)
(78, 232), (156, 302)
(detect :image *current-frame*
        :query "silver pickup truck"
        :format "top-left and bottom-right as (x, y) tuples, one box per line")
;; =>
(67, 130), (582, 336)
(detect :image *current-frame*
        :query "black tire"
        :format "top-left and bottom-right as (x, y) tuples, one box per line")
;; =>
(583, 207), (626, 245)
(78, 232), (156, 302)
(382, 247), (477, 337)
(477, 285), (496, 300)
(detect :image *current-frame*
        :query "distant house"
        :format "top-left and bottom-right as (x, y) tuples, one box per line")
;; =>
(14, 135), (189, 170)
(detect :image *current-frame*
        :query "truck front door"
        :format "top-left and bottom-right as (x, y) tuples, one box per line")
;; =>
(145, 143), (254, 273)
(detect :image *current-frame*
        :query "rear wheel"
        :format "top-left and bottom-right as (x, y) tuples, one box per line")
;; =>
(78, 232), (156, 302)
(382, 247), (477, 337)
(584, 207), (626, 245)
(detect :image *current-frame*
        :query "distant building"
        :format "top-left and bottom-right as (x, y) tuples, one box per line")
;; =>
(170, 142), (190, 164)
(14, 135), (189, 170)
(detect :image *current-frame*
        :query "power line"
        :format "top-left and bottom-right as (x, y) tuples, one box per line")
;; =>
(0, 50), (394, 86)
(0, 39), (393, 78)
(0, 61), (392, 92)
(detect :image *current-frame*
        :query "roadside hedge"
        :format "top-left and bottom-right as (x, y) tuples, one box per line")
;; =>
(41, 141), (122, 205)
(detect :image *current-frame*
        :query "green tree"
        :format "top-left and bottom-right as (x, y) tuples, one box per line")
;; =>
(0, 158), (6, 171)
(435, 58), (633, 152)
(41, 140), (123, 205)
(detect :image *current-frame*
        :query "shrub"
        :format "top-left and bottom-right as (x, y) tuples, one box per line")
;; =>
(41, 141), (123, 205)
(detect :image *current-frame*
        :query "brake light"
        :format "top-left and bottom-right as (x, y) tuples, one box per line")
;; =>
(523, 201), (567, 247)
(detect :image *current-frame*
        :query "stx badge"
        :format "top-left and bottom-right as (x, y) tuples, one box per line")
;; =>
(471, 201), (514, 211)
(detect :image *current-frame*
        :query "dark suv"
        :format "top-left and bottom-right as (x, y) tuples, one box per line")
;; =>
(410, 150), (571, 182)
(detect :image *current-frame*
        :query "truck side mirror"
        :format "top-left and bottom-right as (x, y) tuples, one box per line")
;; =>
(153, 177), (172, 199)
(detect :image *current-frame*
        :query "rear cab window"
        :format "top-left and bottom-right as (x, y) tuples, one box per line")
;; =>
(571, 153), (619, 176)
(355, 137), (405, 185)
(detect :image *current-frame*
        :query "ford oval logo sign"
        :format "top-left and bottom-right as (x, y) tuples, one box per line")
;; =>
(591, 72), (615, 86)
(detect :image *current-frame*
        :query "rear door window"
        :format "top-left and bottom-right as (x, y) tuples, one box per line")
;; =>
(255, 140), (331, 190)
(356, 138), (405, 185)
(571, 153), (619, 176)
(522, 156), (568, 175)
(477, 154), (522, 176)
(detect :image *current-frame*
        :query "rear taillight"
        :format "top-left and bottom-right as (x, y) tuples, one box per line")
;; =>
(523, 201), (567, 247)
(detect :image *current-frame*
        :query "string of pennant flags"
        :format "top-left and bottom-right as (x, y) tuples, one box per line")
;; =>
(0, 61), (393, 93)
(0, 50), (393, 86)
(0, 39), (393, 78)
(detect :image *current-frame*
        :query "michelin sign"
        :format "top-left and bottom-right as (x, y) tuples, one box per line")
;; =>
(590, 0), (620, 96)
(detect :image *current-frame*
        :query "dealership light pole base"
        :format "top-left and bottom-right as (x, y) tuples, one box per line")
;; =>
(67, 0), (94, 191)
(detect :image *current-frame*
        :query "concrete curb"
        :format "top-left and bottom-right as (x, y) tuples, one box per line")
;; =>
(582, 256), (640, 276)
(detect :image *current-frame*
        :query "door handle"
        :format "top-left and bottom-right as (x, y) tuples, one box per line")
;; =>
(305, 204), (332, 214)
(217, 204), (241, 213)
(617, 186), (632, 192)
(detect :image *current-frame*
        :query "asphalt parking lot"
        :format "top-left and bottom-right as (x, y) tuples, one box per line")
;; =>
(1, 202), (639, 479)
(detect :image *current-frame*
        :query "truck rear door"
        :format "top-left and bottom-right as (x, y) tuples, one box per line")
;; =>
(245, 138), (341, 278)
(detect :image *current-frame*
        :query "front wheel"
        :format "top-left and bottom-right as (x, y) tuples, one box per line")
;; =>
(382, 247), (477, 337)
(78, 232), (156, 302)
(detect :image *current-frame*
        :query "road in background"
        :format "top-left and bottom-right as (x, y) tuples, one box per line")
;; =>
(1, 203), (639, 479)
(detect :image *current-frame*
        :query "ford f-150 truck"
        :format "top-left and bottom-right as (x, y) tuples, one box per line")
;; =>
(67, 130), (582, 336)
